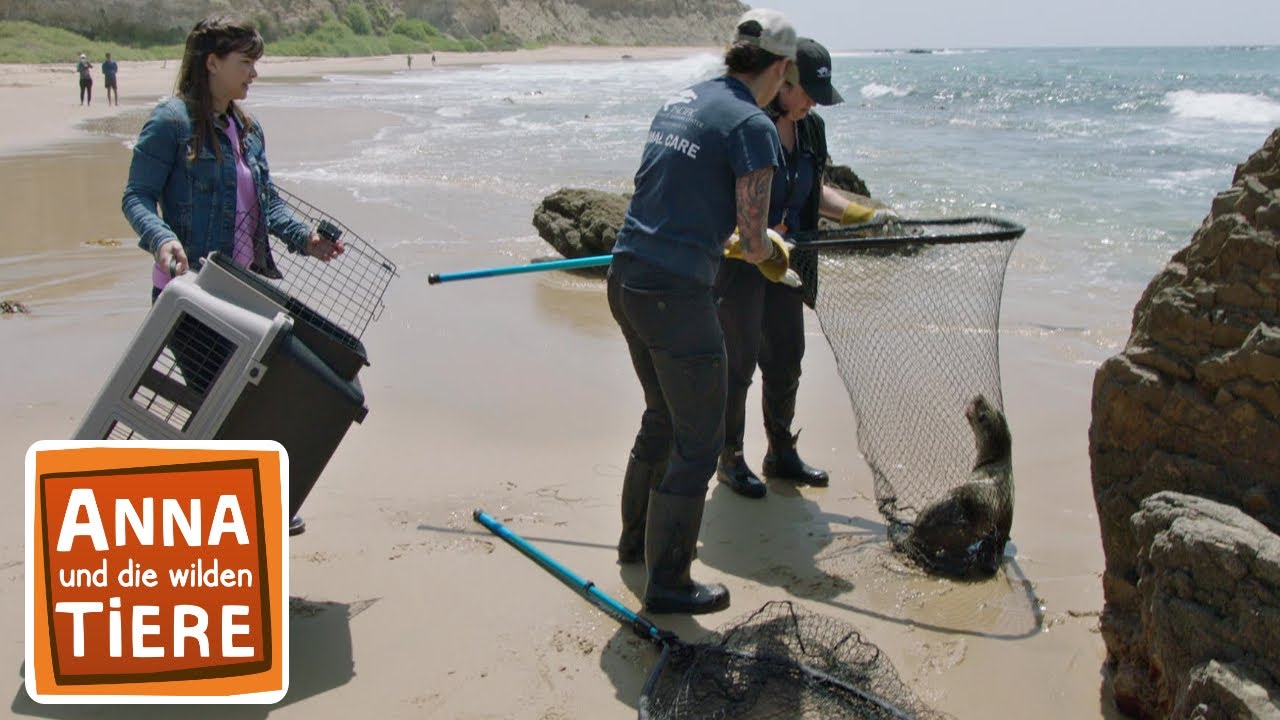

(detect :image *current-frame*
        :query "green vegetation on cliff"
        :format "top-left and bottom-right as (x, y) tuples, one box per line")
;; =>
(0, 9), (523, 64)
(0, 21), (180, 63)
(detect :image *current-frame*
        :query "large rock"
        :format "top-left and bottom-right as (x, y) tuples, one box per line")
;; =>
(1090, 127), (1280, 717)
(1131, 493), (1280, 718)
(532, 187), (629, 259)
(825, 163), (871, 198)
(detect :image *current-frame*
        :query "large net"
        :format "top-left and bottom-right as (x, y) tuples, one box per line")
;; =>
(641, 601), (949, 720)
(790, 218), (1021, 578)
(472, 511), (949, 720)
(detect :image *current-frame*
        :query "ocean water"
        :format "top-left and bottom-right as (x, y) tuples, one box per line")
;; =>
(248, 45), (1280, 363)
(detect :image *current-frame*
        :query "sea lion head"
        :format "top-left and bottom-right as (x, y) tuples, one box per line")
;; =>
(965, 394), (1011, 464)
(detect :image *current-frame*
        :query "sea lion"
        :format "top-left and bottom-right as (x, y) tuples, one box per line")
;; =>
(905, 393), (1013, 578)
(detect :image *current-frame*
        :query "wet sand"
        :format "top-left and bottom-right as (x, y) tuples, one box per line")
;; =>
(0, 50), (1115, 719)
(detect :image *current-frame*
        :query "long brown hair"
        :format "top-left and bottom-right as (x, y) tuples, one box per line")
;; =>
(175, 16), (264, 161)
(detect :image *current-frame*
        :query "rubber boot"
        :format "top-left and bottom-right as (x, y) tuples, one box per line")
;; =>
(716, 448), (767, 498)
(762, 431), (830, 486)
(718, 354), (764, 497)
(643, 491), (730, 615)
(761, 370), (827, 486)
(617, 454), (663, 564)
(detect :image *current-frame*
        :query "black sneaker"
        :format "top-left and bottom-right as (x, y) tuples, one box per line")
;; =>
(289, 515), (307, 536)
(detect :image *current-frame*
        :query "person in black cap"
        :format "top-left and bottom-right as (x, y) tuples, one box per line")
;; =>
(715, 37), (899, 499)
(609, 9), (798, 615)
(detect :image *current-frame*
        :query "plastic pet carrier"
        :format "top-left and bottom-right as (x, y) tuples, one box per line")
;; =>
(75, 190), (396, 518)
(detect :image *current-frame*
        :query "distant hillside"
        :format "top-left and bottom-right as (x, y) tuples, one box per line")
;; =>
(0, 0), (747, 47)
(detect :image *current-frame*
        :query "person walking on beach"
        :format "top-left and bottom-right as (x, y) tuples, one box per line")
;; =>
(102, 53), (119, 106)
(609, 8), (797, 615)
(715, 38), (900, 499)
(75, 52), (93, 105)
(121, 15), (344, 537)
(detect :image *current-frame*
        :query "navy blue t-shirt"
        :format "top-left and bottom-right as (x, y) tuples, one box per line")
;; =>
(770, 148), (816, 233)
(613, 76), (784, 286)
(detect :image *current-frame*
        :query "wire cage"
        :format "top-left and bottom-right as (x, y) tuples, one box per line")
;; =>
(249, 187), (397, 348)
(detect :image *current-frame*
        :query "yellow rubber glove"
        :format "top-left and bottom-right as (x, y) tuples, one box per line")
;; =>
(840, 202), (875, 225)
(724, 229), (796, 285)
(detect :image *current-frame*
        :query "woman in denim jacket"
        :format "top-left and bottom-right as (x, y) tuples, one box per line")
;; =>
(121, 17), (342, 536)
(122, 16), (343, 302)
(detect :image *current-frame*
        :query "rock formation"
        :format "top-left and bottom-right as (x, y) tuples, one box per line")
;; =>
(1089, 127), (1280, 717)
(0, 0), (746, 48)
(532, 187), (629, 259)
(1131, 492), (1280, 719)
(825, 163), (870, 198)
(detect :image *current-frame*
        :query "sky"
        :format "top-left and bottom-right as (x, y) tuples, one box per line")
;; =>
(759, 0), (1280, 51)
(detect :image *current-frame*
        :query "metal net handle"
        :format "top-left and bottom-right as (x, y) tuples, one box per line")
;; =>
(794, 215), (1025, 251)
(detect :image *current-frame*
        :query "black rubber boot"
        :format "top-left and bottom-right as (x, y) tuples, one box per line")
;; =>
(762, 431), (830, 486)
(618, 454), (663, 564)
(643, 491), (730, 615)
(716, 449), (767, 498)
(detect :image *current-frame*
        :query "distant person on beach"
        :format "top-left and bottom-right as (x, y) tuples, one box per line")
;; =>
(608, 8), (797, 615)
(431, 53), (436, 66)
(715, 37), (899, 499)
(121, 16), (344, 537)
(75, 52), (93, 105)
(102, 52), (119, 106)
(407, 54), (412, 68)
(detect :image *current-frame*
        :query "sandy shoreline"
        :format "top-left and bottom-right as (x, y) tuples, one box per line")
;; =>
(0, 46), (713, 156)
(0, 46), (1114, 719)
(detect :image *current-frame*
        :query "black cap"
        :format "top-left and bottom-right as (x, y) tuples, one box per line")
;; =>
(796, 38), (843, 106)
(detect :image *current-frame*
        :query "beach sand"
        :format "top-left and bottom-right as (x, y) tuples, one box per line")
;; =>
(0, 48), (1117, 719)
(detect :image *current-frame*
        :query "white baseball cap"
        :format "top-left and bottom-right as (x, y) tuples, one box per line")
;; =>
(79, 52), (86, 59)
(734, 9), (798, 61)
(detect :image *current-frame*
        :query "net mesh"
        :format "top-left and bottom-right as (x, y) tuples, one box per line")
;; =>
(790, 218), (1020, 578)
(642, 601), (949, 720)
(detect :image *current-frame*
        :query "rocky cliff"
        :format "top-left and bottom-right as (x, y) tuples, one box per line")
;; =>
(1089, 127), (1280, 717)
(0, 0), (746, 46)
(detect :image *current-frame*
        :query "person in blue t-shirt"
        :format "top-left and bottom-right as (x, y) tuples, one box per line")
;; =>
(715, 38), (900, 499)
(608, 9), (798, 615)
(102, 53), (119, 106)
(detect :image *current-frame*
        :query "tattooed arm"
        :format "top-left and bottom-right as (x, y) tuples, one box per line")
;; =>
(734, 166), (776, 264)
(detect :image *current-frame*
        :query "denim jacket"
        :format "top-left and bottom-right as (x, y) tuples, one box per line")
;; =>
(122, 96), (310, 279)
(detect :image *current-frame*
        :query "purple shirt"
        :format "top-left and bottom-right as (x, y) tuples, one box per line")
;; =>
(153, 115), (259, 291)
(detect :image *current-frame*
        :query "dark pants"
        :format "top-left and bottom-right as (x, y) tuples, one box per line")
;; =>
(714, 258), (805, 452)
(608, 254), (726, 498)
(79, 77), (92, 104)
